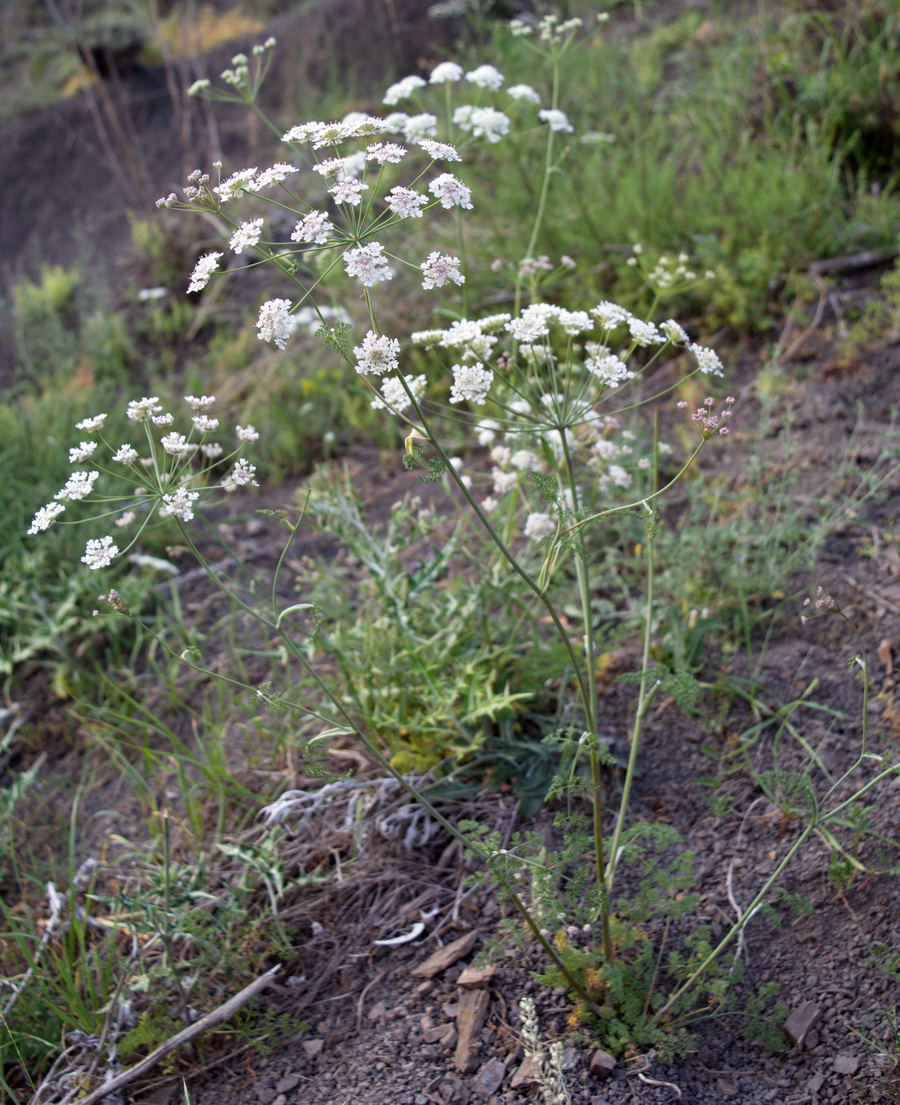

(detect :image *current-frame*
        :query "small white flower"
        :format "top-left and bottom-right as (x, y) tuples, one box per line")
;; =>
(329, 179), (368, 205)
(660, 319), (689, 344)
(236, 425), (259, 442)
(628, 318), (663, 346)
(507, 84), (541, 103)
(253, 162), (298, 189)
(257, 298), (294, 349)
(81, 535), (118, 570)
(469, 107), (510, 143)
(370, 374), (427, 412)
(215, 168), (257, 201)
(291, 211), (334, 245)
(127, 397), (163, 422)
(449, 362), (493, 405)
(420, 252), (464, 290)
(402, 113), (438, 141)
(229, 218), (264, 255)
(227, 458), (258, 486)
(430, 61), (463, 83)
(608, 464), (632, 489)
(344, 243), (394, 287)
(690, 343), (724, 376)
(538, 108), (573, 132)
(187, 252), (223, 293)
(354, 330), (401, 376)
(185, 395), (215, 410)
(466, 64), (504, 90)
(28, 502), (65, 534)
(160, 488), (200, 521)
(55, 471), (99, 502)
(586, 354), (633, 387)
(523, 513), (556, 541)
(383, 74), (427, 105)
(366, 142), (407, 164)
(510, 449), (539, 471)
(113, 445), (138, 464)
(75, 413), (107, 432)
(201, 443), (223, 459)
(192, 415), (219, 432)
(282, 122), (326, 144)
(592, 301), (632, 329)
(161, 432), (190, 455)
(417, 139), (461, 162)
(69, 441), (97, 463)
(311, 121), (350, 148)
(152, 413), (174, 427)
(386, 186), (428, 219)
(428, 173), (473, 210)
(312, 157), (346, 179)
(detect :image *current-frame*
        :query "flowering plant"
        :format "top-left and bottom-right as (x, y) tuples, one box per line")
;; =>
(26, 14), (754, 1056)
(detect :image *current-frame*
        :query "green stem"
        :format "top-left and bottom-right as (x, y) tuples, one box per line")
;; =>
(653, 822), (814, 1022)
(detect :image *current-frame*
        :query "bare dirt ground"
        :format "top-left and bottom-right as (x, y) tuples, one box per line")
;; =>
(3, 5), (900, 1105)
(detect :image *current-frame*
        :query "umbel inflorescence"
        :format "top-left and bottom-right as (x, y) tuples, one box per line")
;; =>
(26, 397), (258, 569)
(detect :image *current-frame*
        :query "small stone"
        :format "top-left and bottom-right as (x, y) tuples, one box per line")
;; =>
(455, 989), (491, 1073)
(424, 1023), (457, 1048)
(804, 1028), (820, 1050)
(589, 1050), (616, 1079)
(833, 1054), (860, 1075)
(472, 1057), (506, 1097)
(412, 931), (480, 979)
(458, 964), (497, 989)
(275, 1075), (300, 1095)
(301, 1039), (323, 1060)
(807, 1072), (826, 1093)
(256, 1089), (276, 1105)
(437, 1073), (470, 1104)
(510, 1057), (537, 1089)
(272, 1096), (286, 1105)
(715, 1080), (738, 1098)
(784, 1002), (822, 1046)
(367, 1000), (388, 1022)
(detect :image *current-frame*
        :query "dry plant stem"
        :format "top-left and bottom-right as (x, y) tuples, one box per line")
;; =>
(65, 965), (282, 1105)
(172, 526), (601, 1011)
(2, 882), (62, 1018)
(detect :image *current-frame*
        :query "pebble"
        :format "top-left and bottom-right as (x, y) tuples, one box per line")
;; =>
(472, 1057), (506, 1098)
(832, 1054), (860, 1075)
(275, 1075), (300, 1094)
(302, 1039), (323, 1059)
(784, 1002), (822, 1046)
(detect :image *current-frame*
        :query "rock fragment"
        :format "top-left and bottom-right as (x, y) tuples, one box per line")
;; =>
(454, 988), (491, 1073)
(472, 1056), (506, 1097)
(784, 1001), (822, 1046)
(832, 1054), (860, 1075)
(412, 931), (479, 979)
(457, 964), (496, 989)
(589, 1049), (617, 1079)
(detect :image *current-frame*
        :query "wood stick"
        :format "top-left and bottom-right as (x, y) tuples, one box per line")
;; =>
(68, 965), (281, 1105)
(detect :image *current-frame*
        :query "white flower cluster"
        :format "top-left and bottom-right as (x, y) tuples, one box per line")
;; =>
(26, 395), (261, 569)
